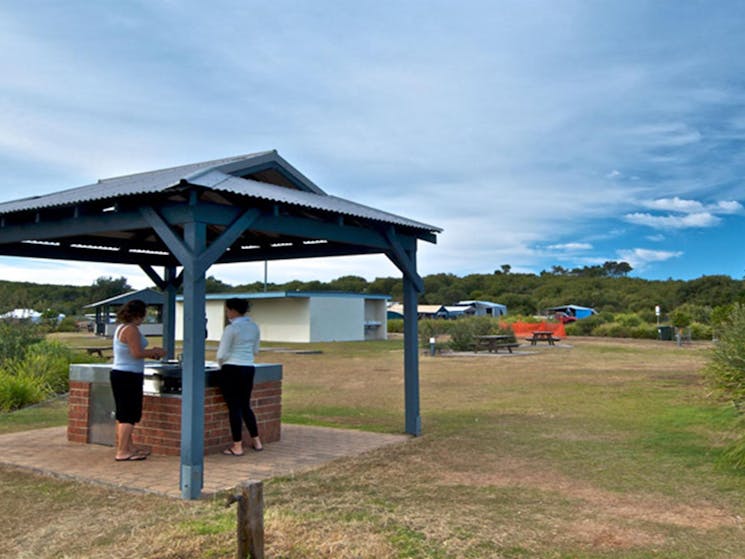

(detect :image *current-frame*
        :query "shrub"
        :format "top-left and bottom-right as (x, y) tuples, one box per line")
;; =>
(671, 309), (693, 329)
(591, 322), (632, 338)
(418, 319), (452, 347)
(0, 321), (44, 365)
(447, 321), (475, 351)
(0, 369), (48, 412)
(565, 313), (610, 336)
(387, 319), (403, 334)
(689, 321), (712, 341)
(629, 324), (659, 339)
(55, 316), (80, 332)
(704, 303), (745, 468)
(705, 304), (745, 408)
(19, 341), (75, 393)
(448, 317), (512, 351)
(0, 339), (82, 410)
(614, 313), (644, 328)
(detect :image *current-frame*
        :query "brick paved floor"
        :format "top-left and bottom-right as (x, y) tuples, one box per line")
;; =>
(0, 424), (409, 499)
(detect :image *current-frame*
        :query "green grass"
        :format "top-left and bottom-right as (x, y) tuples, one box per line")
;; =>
(4, 336), (745, 558)
(0, 396), (68, 434)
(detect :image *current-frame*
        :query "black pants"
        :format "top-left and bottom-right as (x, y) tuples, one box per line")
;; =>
(219, 364), (259, 441)
(110, 369), (144, 424)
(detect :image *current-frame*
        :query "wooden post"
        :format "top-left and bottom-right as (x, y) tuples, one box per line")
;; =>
(227, 480), (264, 559)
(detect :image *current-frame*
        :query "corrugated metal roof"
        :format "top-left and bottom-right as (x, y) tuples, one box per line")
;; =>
(0, 151), (441, 233)
(84, 288), (165, 308)
(194, 171), (439, 231)
(0, 152), (273, 214)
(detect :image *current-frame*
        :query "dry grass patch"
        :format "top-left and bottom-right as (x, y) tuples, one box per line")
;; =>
(5, 335), (745, 558)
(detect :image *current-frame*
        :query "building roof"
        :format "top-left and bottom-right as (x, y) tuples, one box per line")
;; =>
(387, 303), (443, 315)
(545, 305), (596, 312)
(0, 150), (440, 273)
(0, 150), (440, 234)
(84, 288), (165, 308)
(457, 300), (507, 309)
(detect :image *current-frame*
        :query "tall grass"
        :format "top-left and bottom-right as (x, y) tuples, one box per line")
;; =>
(0, 321), (44, 363)
(0, 322), (93, 411)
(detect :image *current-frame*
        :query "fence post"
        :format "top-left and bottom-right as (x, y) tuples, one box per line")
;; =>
(226, 480), (264, 559)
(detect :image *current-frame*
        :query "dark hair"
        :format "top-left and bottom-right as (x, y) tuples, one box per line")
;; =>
(117, 299), (147, 323)
(225, 298), (249, 315)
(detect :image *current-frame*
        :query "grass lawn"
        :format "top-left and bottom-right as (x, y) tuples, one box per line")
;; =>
(2, 336), (745, 558)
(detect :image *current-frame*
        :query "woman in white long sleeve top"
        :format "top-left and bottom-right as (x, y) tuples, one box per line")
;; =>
(217, 298), (263, 456)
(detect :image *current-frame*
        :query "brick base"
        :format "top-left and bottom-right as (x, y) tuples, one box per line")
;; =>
(67, 381), (91, 444)
(67, 380), (282, 456)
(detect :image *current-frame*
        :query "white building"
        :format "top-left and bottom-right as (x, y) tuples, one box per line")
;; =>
(176, 291), (389, 343)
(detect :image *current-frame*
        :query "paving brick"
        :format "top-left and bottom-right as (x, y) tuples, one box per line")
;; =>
(0, 424), (409, 499)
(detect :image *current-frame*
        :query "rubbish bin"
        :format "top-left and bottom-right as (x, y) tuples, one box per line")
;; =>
(657, 325), (673, 341)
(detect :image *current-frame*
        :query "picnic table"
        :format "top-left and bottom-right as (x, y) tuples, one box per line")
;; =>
(75, 346), (110, 357)
(475, 335), (519, 353)
(526, 331), (560, 345)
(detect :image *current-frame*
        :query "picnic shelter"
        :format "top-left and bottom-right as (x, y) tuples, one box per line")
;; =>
(0, 150), (441, 498)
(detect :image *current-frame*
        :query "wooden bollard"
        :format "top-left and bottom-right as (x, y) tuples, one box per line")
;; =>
(226, 480), (264, 559)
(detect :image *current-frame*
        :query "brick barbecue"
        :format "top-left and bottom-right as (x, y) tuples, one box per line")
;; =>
(68, 363), (282, 456)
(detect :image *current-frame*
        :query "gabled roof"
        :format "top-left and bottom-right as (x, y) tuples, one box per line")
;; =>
(457, 300), (507, 309)
(0, 150), (440, 234)
(546, 305), (596, 312)
(388, 303), (443, 315)
(441, 305), (474, 312)
(84, 288), (165, 308)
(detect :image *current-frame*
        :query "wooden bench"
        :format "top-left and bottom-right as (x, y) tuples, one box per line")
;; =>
(490, 342), (519, 353)
(475, 336), (519, 353)
(525, 331), (561, 345)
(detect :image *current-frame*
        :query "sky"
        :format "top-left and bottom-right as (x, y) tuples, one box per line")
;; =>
(1, 1), (745, 290)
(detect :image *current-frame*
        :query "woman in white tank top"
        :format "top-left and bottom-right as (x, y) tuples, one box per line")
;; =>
(110, 299), (165, 461)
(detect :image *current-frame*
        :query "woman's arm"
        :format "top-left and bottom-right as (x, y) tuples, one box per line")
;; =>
(120, 324), (163, 359)
(216, 324), (235, 366)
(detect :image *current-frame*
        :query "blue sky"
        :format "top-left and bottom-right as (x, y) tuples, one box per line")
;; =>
(1, 1), (744, 289)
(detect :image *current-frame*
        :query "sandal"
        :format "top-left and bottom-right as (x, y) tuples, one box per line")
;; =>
(115, 454), (147, 462)
(223, 447), (244, 456)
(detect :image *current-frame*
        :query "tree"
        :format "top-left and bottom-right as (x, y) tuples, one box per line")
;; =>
(328, 275), (369, 293)
(602, 261), (632, 277)
(205, 275), (232, 293)
(670, 309), (692, 329)
(677, 275), (744, 308)
(89, 276), (131, 303)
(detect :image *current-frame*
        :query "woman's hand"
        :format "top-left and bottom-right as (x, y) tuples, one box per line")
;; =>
(149, 347), (166, 360)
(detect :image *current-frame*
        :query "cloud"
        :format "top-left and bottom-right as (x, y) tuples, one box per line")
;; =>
(617, 248), (683, 270)
(624, 212), (721, 229)
(624, 122), (702, 148)
(713, 200), (744, 214)
(546, 243), (593, 251)
(643, 197), (704, 212)
(641, 197), (743, 214)
(0, 258), (153, 289)
(625, 196), (742, 231)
